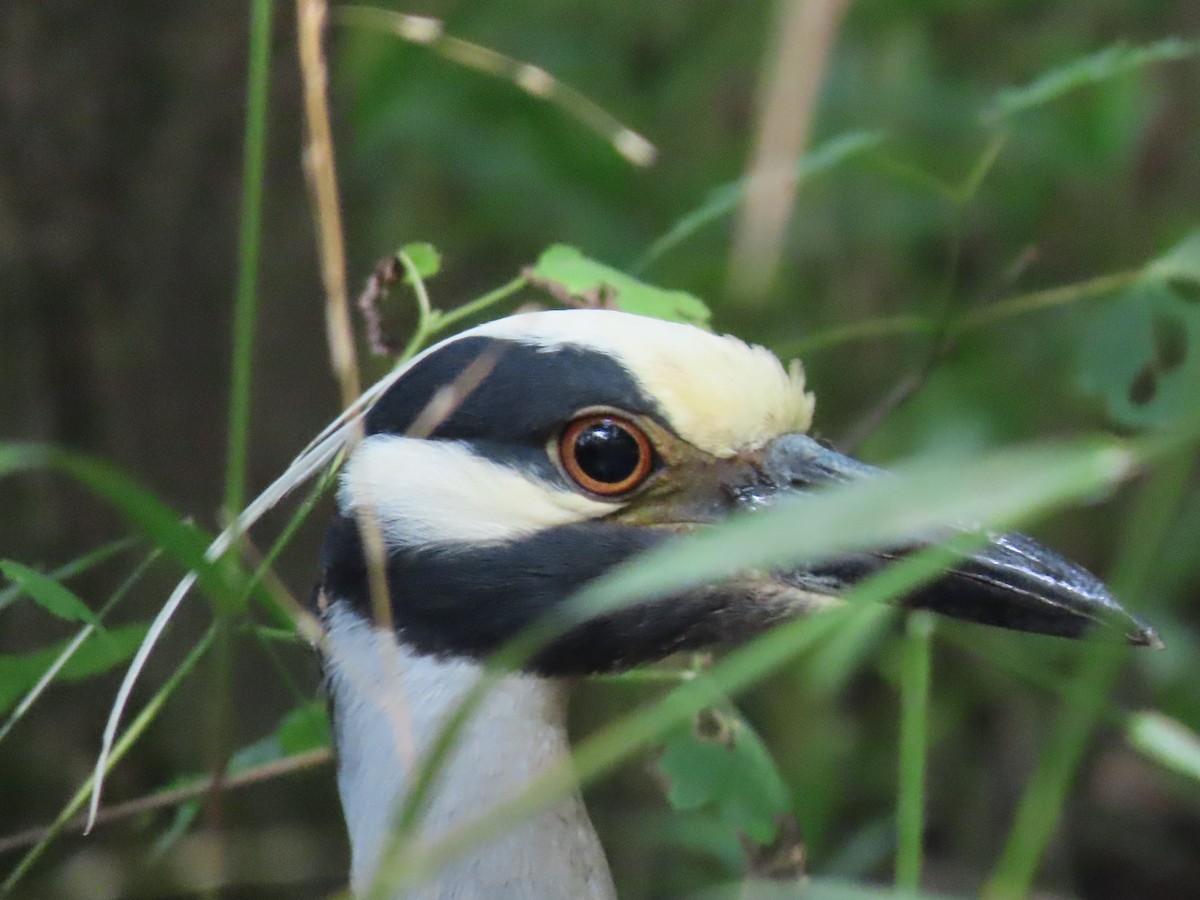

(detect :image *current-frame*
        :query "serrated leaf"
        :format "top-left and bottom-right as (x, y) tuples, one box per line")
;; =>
(400, 242), (441, 281)
(526, 245), (711, 327)
(987, 38), (1200, 121)
(0, 561), (100, 625)
(1127, 711), (1200, 783)
(659, 708), (791, 845)
(0, 622), (150, 715)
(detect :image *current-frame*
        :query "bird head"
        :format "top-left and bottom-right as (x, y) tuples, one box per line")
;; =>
(318, 309), (1158, 673)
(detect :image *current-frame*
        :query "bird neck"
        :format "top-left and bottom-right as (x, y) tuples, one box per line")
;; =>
(324, 602), (616, 899)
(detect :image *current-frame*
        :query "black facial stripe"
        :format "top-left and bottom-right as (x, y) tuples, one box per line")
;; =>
(365, 337), (665, 443)
(454, 438), (571, 492)
(319, 515), (785, 675)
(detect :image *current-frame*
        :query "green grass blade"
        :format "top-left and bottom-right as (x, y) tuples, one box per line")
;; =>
(224, 0), (275, 515)
(895, 611), (934, 891)
(372, 541), (986, 896)
(985, 38), (1200, 122)
(381, 437), (1140, 876)
(572, 439), (1135, 614)
(0, 549), (159, 744)
(0, 626), (215, 896)
(0, 445), (235, 602)
(371, 432), (1159, 895)
(984, 450), (1195, 897)
(0, 561), (100, 625)
(634, 131), (884, 274)
(0, 622), (150, 721)
(1127, 711), (1200, 783)
(0, 535), (139, 614)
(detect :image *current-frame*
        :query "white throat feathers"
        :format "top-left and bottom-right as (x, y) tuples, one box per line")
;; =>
(324, 603), (616, 899)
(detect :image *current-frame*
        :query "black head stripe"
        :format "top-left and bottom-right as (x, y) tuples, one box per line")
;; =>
(319, 515), (785, 675)
(365, 337), (663, 443)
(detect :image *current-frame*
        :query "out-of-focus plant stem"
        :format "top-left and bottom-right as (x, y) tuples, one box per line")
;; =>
(985, 450), (1195, 897)
(896, 610), (934, 890)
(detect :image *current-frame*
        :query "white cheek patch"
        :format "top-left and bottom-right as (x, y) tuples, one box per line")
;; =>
(339, 435), (613, 546)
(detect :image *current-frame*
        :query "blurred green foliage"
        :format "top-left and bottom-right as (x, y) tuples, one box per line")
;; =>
(331, 2), (1200, 895)
(2, 1), (1199, 897)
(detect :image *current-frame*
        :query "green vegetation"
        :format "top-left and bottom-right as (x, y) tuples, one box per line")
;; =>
(2, 2), (1199, 897)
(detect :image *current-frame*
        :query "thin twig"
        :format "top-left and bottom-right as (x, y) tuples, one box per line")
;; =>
(837, 134), (1016, 451)
(235, 531), (327, 649)
(296, 0), (393, 656)
(297, 0), (361, 410)
(839, 372), (924, 455)
(0, 749), (332, 856)
(429, 275), (529, 336)
(334, 6), (656, 167)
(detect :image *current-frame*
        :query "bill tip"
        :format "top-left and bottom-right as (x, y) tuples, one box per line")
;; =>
(1129, 623), (1166, 650)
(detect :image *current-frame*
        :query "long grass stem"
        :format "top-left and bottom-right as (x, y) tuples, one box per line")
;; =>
(896, 611), (934, 891)
(984, 451), (1195, 897)
(224, 0), (275, 516)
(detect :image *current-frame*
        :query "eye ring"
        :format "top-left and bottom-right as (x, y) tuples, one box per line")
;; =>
(558, 414), (655, 497)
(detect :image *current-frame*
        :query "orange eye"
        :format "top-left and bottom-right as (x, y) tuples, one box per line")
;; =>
(559, 414), (654, 496)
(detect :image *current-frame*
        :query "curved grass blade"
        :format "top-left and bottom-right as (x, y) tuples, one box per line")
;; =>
(1127, 711), (1200, 784)
(985, 38), (1200, 123)
(634, 131), (884, 274)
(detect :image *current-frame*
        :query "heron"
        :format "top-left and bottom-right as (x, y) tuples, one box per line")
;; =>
(314, 308), (1156, 898)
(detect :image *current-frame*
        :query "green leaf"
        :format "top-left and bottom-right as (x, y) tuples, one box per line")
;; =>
(1147, 228), (1200, 296)
(1127, 711), (1200, 783)
(400, 242), (442, 281)
(0, 561), (100, 626)
(151, 701), (332, 856)
(277, 700), (332, 754)
(986, 38), (1200, 121)
(526, 244), (711, 327)
(0, 622), (150, 715)
(0, 536), (140, 615)
(151, 801), (202, 860)
(659, 707), (791, 845)
(0, 444), (246, 613)
(636, 130), (885, 273)
(1078, 232), (1200, 429)
(226, 702), (331, 772)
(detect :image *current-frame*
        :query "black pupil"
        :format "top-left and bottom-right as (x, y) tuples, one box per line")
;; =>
(573, 420), (641, 485)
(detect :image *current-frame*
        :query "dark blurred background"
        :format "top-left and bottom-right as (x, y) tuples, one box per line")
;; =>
(2, 1), (1199, 897)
